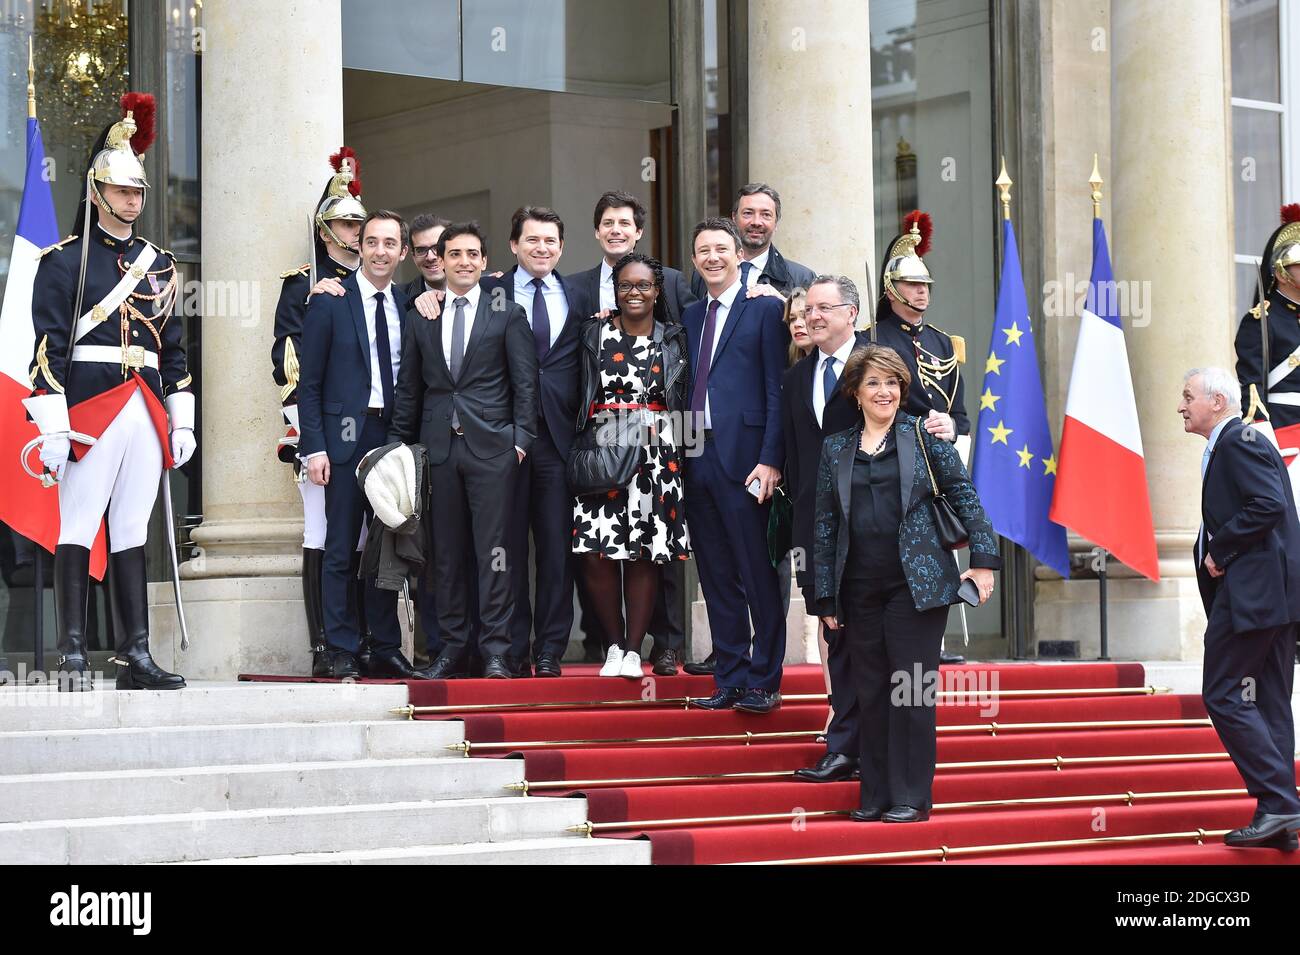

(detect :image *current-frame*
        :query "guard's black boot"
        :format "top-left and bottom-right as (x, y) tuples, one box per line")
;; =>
(349, 553), (373, 677)
(303, 548), (330, 677)
(108, 546), (185, 690)
(54, 544), (94, 692)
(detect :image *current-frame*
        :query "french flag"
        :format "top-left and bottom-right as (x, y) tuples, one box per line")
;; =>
(1049, 216), (1160, 581)
(0, 113), (106, 577)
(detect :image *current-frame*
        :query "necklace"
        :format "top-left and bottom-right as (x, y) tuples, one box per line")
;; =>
(861, 427), (890, 455)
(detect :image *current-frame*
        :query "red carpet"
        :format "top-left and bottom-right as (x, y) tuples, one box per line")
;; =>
(241, 662), (1300, 865)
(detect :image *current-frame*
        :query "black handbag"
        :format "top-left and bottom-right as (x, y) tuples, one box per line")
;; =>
(915, 425), (969, 550)
(565, 409), (645, 497)
(766, 484), (793, 568)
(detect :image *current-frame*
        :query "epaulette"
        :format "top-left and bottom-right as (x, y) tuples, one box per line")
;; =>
(280, 264), (310, 279)
(38, 235), (77, 258)
(927, 323), (966, 364)
(141, 237), (175, 260)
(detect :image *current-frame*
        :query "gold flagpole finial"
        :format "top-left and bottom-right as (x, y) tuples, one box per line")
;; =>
(995, 156), (1013, 220)
(1089, 153), (1104, 218)
(27, 35), (37, 120)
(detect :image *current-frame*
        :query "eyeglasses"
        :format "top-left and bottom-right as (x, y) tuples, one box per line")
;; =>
(412, 245), (441, 259)
(863, 377), (902, 390)
(805, 303), (854, 318)
(616, 281), (656, 294)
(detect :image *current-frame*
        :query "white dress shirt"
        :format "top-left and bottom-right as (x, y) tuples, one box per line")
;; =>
(702, 277), (744, 429)
(741, 247), (770, 288)
(440, 282), (482, 363)
(1197, 415), (1235, 561)
(813, 334), (858, 427)
(514, 268), (569, 348)
(354, 270), (401, 410)
(598, 260), (616, 312)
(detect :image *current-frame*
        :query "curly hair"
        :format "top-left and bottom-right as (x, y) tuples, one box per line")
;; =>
(839, 344), (911, 406)
(611, 252), (668, 324)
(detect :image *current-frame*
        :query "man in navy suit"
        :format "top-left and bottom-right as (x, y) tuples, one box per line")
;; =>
(1180, 367), (1300, 849)
(684, 217), (788, 713)
(482, 207), (591, 678)
(299, 210), (425, 680)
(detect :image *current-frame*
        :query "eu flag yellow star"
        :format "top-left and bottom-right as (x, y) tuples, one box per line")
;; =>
(1042, 454), (1058, 476)
(1003, 321), (1025, 347)
(980, 388), (1000, 411)
(985, 352), (1006, 375)
(988, 420), (1012, 445)
(1016, 444), (1034, 468)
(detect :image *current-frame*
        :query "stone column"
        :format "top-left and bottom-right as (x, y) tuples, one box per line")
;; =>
(152, 0), (345, 678)
(1033, 0), (1233, 660)
(746, 0), (875, 284)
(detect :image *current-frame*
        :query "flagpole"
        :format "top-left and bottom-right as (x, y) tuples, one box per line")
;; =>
(1088, 155), (1111, 662)
(28, 35), (36, 120)
(27, 35), (49, 679)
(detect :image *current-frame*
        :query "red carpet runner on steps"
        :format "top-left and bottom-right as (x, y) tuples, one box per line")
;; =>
(242, 662), (1300, 865)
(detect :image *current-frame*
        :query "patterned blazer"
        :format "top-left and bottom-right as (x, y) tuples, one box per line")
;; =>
(813, 413), (1001, 619)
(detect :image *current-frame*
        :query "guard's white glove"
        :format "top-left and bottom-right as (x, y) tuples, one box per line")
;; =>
(166, 392), (197, 468)
(925, 409), (957, 443)
(40, 435), (70, 478)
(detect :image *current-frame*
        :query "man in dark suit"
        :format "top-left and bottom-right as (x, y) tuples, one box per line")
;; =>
(690, 183), (815, 301)
(481, 207), (589, 678)
(389, 222), (538, 680)
(400, 213), (449, 304)
(570, 190), (698, 675)
(1180, 366), (1300, 848)
(684, 217), (788, 713)
(299, 210), (426, 680)
(784, 275), (869, 780)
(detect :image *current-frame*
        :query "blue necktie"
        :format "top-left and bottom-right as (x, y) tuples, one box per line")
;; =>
(373, 291), (394, 416)
(822, 355), (838, 404)
(531, 276), (550, 361)
(740, 261), (754, 288)
(689, 299), (721, 419)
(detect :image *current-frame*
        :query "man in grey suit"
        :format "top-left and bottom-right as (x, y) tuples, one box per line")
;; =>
(388, 221), (538, 679)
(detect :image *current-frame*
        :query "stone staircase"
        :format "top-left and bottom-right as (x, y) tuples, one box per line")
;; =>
(0, 681), (648, 865)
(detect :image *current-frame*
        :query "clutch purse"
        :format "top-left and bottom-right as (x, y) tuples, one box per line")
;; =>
(766, 484), (793, 567)
(915, 425), (969, 551)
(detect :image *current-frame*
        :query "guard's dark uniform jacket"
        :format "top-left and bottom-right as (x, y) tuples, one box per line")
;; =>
(872, 311), (969, 436)
(1235, 287), (1300, 435)
(29, 226), (190, 413)
(271, 249), (354, 408)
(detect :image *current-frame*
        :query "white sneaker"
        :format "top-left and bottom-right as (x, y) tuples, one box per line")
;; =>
(619, 651), (643, 678)
(599, 645), (625, 677)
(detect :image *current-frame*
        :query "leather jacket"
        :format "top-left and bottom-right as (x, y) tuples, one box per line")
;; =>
(574, 316), (691, 431)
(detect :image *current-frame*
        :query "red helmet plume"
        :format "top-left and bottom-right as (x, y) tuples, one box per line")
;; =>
(330, 147), (363, 198)
(119, 92), (156, 155)
(1281, 203), (1300, 225)
(902, 210), (932, 257)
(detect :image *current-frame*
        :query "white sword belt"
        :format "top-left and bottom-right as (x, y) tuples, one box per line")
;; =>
(1266, 347), (1300, 389)
(71, 344), (159, 371)
(1269, 392), (1300, 407)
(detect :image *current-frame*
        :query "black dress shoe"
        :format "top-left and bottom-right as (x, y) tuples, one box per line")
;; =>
(794, 752), (859, 783)
(849, 807), (885, 822)
(689, 687), (744, 710)
(330, 650), (360, 680)
(534, 653), (562, 678)
(883, 805), (929, 823)
(482, 655), (512, 680)
(311, 646), (333, 678)
(683, 651), (716, 676)
(508, 656), (532, 679)
(425, 652), (468, 680)
(939, 649), (965, 665)
(1224, 811), (1300, 847)
(734, 689), (781, 714)
(367, 649), (434, 680)
(651, 648), (680, 676)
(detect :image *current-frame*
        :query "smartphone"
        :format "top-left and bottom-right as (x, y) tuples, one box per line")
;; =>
(746, 478), (763, 499)
(957, 577), (981, 607)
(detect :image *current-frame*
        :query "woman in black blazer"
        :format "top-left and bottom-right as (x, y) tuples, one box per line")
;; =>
(812, 345), (1001, 822)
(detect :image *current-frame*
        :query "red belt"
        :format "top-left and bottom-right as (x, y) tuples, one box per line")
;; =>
(590, 401), (668, 414)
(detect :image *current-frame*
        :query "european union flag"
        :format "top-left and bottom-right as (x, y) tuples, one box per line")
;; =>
(971, 218), (1070, 578)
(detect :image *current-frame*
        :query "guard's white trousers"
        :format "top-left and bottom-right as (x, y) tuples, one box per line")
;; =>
(58, 389), (162, 552)
(298, 476), (327, 550)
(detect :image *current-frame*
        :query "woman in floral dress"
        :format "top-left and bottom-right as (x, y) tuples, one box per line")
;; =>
(572, 253), (691, 677)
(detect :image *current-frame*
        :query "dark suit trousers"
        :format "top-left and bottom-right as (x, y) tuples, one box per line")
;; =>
(801, 579), (861, 756)
(417, 519), (481, 660)
(843, 577), (948, 812)
(509, 429), (575, 661)
(648, 559), (687, 653)
(684, 438), (785, 691)
(322, 416), (399, 655)
(1202, 600), (1300, 815)
(431, 436), (517, 658)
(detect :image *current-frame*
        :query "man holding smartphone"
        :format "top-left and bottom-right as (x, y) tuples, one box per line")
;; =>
(682, 217), (788, 713)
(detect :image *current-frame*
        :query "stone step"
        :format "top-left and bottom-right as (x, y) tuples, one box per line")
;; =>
(0, 796), (586, 864)
(178, 836), (651, 865)
(0, 719), (463, 776)
(0, 681), (408, 733)
(0, 757), (519, 824)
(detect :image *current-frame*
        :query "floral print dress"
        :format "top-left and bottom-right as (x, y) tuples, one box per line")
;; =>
(572, 321), (691, 562)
